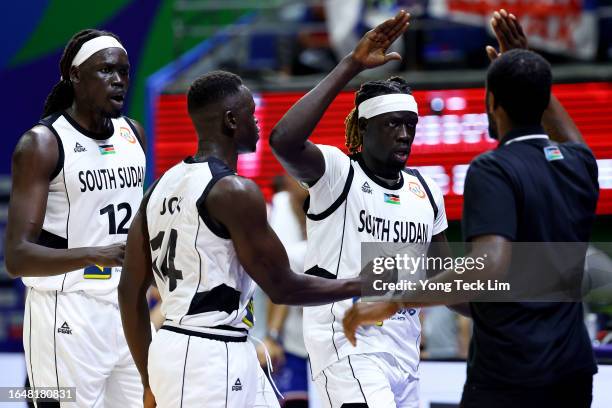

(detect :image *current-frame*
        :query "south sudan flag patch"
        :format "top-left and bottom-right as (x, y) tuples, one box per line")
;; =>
(544, 145), (564, 161)
(384, 193), (401, 205)
(84, 265), (112, 279)
(99, 144), (116, 155)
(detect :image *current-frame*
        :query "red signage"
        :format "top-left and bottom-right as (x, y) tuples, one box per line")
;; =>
(155, 82), (612, 220)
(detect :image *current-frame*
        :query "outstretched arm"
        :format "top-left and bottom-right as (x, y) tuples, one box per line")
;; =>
(207, 176), (361, 305)
(486, 9), (583, 144)
(343, 235), (510, 345)
(5, 127), (124, 277)
(269, 10), (411, 185)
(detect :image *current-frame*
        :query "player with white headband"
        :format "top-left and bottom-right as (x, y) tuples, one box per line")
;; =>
(270, 11), (448, 407)
(6, 29), (146, 407)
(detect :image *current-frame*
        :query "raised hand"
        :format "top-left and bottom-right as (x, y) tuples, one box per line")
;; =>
(350, 10), (411, 70)
(342, 302), (400, 346)
(486, 9), (528, 61)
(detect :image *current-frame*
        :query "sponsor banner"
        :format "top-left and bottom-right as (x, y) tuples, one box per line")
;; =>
(429, 0), (598, 59)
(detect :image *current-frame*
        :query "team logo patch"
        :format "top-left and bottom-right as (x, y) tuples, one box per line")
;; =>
(544, 145), (564, 161)
(361, 181), (372, 194)
(74, 142), (86, 153)
(408, 182), (426, 199)
(99, 144), (116, 155)
(120, 126), (136, 144)
(232, 378), (242, 391)
(57, 321), (72, 335)
(84, 264), (112, 279)
(242, 299), (254, 328)
(384, 193), (401, 205)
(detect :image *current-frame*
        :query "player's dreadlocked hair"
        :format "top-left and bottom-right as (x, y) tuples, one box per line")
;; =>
(345, 77), (413, 154)
(42, 29), (122, 118)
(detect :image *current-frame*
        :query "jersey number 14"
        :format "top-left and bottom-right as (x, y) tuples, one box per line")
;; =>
(150, 229), (184, 291)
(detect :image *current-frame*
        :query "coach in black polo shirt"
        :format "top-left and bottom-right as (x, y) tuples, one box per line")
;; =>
(459, 18), (599, 408)
(342, 10), (599, 408)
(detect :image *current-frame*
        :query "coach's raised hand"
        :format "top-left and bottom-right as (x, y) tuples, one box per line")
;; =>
(350, 10), (411, 69)
(486, 9), (528, 61)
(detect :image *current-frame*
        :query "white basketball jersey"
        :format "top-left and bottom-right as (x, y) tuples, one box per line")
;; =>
(146, 157), (256, 338)
(22, 112), (146, 304)
(303, 145), (448, 377)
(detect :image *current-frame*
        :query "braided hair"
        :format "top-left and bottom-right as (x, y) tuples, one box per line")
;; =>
(41, 29), (122, 118)
(344, 76), (413, 154)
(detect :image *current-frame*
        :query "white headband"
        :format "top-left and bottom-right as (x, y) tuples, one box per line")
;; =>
(71, 36), (127, 67)
(357, 94), (418, 119)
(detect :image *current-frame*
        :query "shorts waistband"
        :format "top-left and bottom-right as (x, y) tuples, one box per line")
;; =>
(160, 325), (247, 342)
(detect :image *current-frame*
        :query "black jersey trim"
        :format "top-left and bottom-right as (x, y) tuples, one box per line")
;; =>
(347, 355), (369, 406)
(322, 370), (333, 407)
(60, 157), (70, 292)
(61, 112), (114, 140)
(330, 198), (349, 360)
(161, 325), (247, 343)
(186, 283), (242, 316)
(124, 117), (145, 153)
(179, 335), (190, 408)
(356, 153), (404, 190)
(191, 157), (236, 239)
(181, 214), (202, 326)
(38, 113), (64, 181)
(53, 292), (60, 394)
(225, 342), (229, 407)
(405, 168), (439, 220)
(36, 229), (68, 249)
(304, 266), (337, 279)
(304, 165), (354, 221)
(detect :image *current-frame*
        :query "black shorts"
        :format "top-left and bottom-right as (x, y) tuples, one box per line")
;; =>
(460, 373), (593, 408)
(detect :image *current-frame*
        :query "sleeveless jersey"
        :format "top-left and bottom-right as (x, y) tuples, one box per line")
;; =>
(22, 112), (146, 304)
(303, 145), (448, 377)
(146, 157), (256, 338)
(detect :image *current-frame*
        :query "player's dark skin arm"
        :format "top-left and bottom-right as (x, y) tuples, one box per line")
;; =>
(428, 232), (471, 317)
(343, 235), (510, 345)
(269, 10), (410, 185)
(207, 176), (361, 305)
(4, 127), (124, 277)
(487, 9), (584, 144)
(118, 202), (155, 406)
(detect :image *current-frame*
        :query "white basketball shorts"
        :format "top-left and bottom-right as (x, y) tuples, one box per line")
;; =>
(148, 326), (280, 408)
(313, 353), (419, 408)
(23, 288), (143, 407)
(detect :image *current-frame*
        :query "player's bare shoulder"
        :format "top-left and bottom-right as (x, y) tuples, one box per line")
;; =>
(12, 125), (60, 175)
(206, 175), (267, 225)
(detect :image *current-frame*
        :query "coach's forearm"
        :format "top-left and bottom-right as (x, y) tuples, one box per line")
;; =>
(269, 55), (362, 153)
(119, 289), (153, 387)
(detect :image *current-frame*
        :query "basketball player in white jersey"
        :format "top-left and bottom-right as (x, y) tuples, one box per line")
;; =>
(118, 71), (365, 408)
(5, 30), (146, 407)
(270, 11), (449, 407)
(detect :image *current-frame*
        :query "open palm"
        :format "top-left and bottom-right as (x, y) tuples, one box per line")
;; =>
(351, 10), (411, 69)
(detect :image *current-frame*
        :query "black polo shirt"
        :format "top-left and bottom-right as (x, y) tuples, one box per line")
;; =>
(462, 126), (599, 387)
